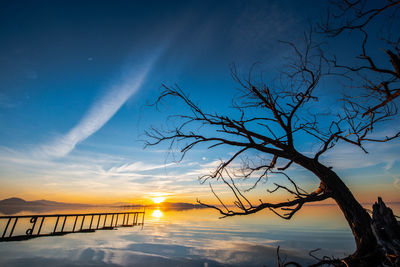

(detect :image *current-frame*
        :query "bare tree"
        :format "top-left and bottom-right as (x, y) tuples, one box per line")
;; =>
(319, 0), (400, 139)
(145, 1), (400, 265)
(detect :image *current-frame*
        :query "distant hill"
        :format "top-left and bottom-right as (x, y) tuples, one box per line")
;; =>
(0, 197), (27, 205)
(0, 197), (92, 207)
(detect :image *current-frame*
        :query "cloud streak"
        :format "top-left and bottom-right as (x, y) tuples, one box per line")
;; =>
(37, 52), (160, 158)
(108, 161), (176, 173)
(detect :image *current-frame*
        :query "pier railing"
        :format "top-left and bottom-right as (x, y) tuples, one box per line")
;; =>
(0, 211), (145, 242)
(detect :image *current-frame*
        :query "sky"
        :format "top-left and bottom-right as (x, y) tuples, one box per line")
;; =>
(0, 0), (399, 205)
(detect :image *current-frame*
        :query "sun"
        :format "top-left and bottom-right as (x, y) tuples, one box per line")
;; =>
(152, 197), (165, 204)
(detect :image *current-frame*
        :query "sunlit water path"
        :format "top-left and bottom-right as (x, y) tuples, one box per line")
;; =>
(1, 204), (397, 266)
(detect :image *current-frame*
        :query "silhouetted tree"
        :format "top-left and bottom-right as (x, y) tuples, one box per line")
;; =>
(146, 1), (400, 265)
(319, 0), (400, 141)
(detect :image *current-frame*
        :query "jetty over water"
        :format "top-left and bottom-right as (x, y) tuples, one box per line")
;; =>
(0, 211), (145, 242)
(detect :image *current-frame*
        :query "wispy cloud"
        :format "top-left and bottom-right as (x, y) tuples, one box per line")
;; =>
(108, 161), (176, 173)
(36, 52), (161, 159)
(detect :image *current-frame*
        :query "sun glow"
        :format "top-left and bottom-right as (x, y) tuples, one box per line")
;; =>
(152, 197), (165, 204)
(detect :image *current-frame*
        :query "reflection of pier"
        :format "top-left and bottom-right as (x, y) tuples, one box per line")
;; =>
(0, 211), (145, 242)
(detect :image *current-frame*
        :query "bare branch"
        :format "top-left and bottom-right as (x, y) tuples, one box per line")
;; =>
(198, 192), (331, 219)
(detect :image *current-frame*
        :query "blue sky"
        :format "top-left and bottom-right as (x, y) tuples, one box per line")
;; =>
(0, 0), (399, 204)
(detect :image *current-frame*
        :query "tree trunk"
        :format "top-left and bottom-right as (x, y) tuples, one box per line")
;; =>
(372, 197), (400, 265)
(295, 154), (378, 258)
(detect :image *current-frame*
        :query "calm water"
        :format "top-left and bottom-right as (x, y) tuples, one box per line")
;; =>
(1, 204), (396, 267)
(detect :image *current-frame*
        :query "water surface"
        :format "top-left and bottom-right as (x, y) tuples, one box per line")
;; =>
(1, 204), (393, 266)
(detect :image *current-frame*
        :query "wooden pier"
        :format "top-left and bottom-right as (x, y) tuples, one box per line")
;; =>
(0, 211), (145, 242)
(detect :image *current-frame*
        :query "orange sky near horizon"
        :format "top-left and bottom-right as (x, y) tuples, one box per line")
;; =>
(1, 180), (398, 206)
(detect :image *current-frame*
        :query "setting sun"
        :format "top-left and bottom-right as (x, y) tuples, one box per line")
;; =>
(152, 197), (165, 204)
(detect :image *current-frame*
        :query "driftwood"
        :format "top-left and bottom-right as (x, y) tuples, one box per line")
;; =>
(372, 197), (400, 266)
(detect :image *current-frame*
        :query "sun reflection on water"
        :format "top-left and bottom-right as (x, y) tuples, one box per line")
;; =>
(151, 209), (163, 218)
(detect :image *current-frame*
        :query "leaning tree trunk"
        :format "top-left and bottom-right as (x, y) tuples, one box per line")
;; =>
(295, 154), (379, 262)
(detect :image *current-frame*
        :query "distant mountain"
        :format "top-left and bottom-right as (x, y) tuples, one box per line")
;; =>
(31, 199), (63, 206)
(0, 197), (27, 205)
(0, 197), (91, 207)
